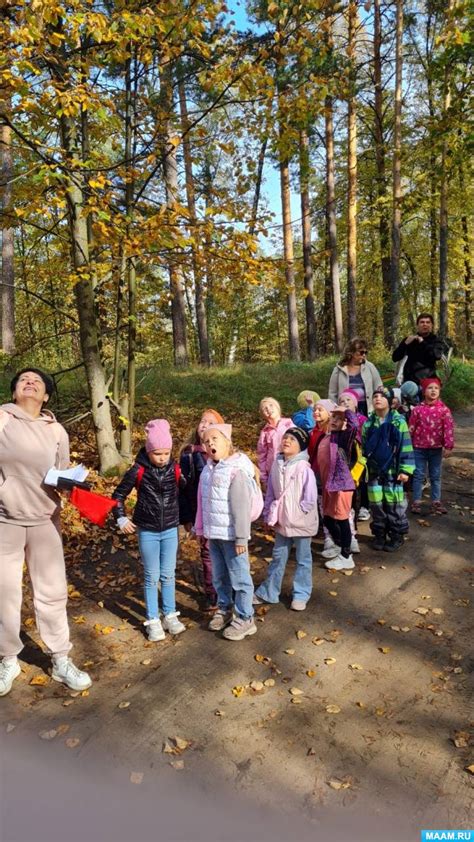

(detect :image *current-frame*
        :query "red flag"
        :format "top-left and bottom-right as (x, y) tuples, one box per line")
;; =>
(70, 487), (117, 527)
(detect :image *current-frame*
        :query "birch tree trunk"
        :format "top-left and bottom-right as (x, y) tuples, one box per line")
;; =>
(389, 0), (403, 344)
(279, 150), (301, 361)
(325, 93), (343, 353)
(438, 6), (453, 340)
(299, 125), (317, 360)
(373, 0), (391, 345)
(346, 0), (358, 339)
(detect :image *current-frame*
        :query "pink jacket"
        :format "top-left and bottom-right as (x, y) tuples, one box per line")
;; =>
(409, 400), (454, 450)
(263, 453), (318, 538)
(257, 417), (293, 484)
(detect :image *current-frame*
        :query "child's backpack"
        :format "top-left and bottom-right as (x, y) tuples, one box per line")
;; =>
(350, 440), (367, 486)
(135, 463), (181, 489)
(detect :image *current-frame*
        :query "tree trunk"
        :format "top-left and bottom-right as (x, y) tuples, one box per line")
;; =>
(346, 0), (358, 340)
(438, 42), (452, 339)
(373, 0), (391, 345)
(279, 150), (301, 361)
(389, 0), (403, 345)
(459, 165), (472, 348)
(325, 94), (343, 353)
(178, 74), (210, 365)
(160, 64), (188, 367)
(299, 125), (317, 360)
(1, 114), (15, 354)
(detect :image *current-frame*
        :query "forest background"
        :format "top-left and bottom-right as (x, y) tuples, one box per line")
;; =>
(0, 0), (472, 472)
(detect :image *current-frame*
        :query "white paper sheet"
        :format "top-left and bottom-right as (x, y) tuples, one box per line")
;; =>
(44, 464), (89, 487)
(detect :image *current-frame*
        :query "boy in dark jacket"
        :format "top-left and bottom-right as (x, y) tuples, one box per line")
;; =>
(362, 387), (415, 553)
(112, 419), (186, 641)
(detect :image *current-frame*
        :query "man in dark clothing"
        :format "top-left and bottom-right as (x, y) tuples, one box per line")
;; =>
(392, 313), (447, 384)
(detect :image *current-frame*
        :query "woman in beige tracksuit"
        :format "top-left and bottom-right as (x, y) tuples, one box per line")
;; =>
(0, 368), (92, 696)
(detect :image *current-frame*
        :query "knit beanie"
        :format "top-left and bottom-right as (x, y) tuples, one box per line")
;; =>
(339, 388), (359, 406)
(420, 377), (442, 393)
(297, 390), (321, 408)
(204, 423), (232, 442)
(145, 419), (172, 452)
(201, 408), (225, 424)
(315, 398), (337, 413)
(373, 385), (394, 404)
(400, 380), (419, 399)
(284, 426), (309, 451)
(10, 367), (55, 399)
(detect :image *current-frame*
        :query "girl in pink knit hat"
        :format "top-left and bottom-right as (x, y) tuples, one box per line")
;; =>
(111, 419), (186, 641)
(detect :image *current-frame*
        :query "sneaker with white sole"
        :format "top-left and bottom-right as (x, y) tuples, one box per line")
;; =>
(324, 554), (355, 571)
(319, 538), (336, 555)
(144, 618), (166, 641)
(321, 545), (341, 559)
(357, 507), (371, 521)
(162, 612), (186, 635)
(290, 600), (307, 611)
(208, 609), (233, 631)
(51, 657), (92, 691)
(350, 537), (360, 553)
(0, 657), (21, 697)
(222, 617), (257, 641)
(252, 594), (263, 605)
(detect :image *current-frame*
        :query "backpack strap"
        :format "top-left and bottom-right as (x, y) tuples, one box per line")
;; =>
(136, 463), (181, 489)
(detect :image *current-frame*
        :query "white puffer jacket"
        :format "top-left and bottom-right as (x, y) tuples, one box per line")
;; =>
(199, 452), (255, 541)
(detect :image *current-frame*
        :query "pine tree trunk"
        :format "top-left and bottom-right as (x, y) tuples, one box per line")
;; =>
(325, 94), (343, 353)
(346, 0), (358, 340)
(279, 153), (301, 361)
(373, 0), (391, 345)
(299, 125), (317, 360)
(178, 74), (210, 365)
(389, 0), (403, 345)
(160, 64), (188, 367)
(1, 116), (15, 354)
(459, 165), (472, 348)
(438, 39), (452, 340)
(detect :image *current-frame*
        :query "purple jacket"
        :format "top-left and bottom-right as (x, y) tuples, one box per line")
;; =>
(325, 410), (358, 493)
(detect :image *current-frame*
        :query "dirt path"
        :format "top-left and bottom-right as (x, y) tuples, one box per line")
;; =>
(1, 413), (473, 842)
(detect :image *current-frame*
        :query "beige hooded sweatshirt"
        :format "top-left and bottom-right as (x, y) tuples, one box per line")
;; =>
(0, 403), (70, 525)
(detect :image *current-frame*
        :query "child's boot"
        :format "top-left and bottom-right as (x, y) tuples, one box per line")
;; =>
(371, 530), (386, 551)
(383, 532), (404, 553)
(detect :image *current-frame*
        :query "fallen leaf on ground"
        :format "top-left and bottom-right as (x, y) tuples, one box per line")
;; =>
(29, 675), (48, 686)
(326, 704), (341, 714)
(56, 724), (70, 736)
(118, 701), (130, 709)
(307, 747), (316, 756)
(342, 570), (353, 576)
(94, 623), (115, 635)
(130, 772), (143, 784)
(327, 778), (350, 790)
(306, 670), (316, 678)
(80, 689), (89, 697)
(390, 625), (401, 632)
(68, 590), (81, 599)
(6, 724), (16, 733)
(141, 659), (152, 665)
(465, 765), (474, 774)
(401, 626), (410, 632)
(289, 687), (303, 696)
(284, 649), (295, 655)
(324, 658), (336, 665)
(170, 760), (184, 770)
(413, 607), (429, 615)
(452, 732), (470, 748)
(291, 698), (302, 705)
(73, 615), (86, 624)
(174, 736), (190, 751)
(163, 741), (174, 754)
(349, 663), (363, 671)
(312, 637), (325, 646)
(250, 680), (264, 692)
(377, 619), (386, 626)
(232, 685), (245, 697)
(375, 707), (386, 716)
(254, 654), (267, 663)
(453, 667), (463, 674)
(457, 536), (466, 542)
(263, 678), (275, 687)
(432, 608), (444, 615)
(379, 647), (391, 654)
(356, 701), (365, 708)
(417, 519), (431, 527)
(65, 737), (81, 749)
(214, 710), (225, 717)
(328, 591), (338, 597)
(296, 630), (307, 640)
(24, 617), (35, 627)
(39, 729), (57, 740)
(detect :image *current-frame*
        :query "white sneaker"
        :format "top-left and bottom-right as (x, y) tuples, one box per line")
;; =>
(51, 657), (92, 691)
(162, 612), (186, 635)
(320, 538), (336, 555)
(350, 537), (360, 553)
(144, 618), (165, 641)
(324, 554), (355, 571)
(0, 657), (21, 697)
(321, 545), (341, 559)
(357, 507), (371, 521)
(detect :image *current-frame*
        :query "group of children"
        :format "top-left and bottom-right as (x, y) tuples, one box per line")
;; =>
(111, 377), (454, 643)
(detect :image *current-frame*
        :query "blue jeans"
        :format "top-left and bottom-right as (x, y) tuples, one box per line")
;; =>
(137, 528), (178, 619)
(413, 448), (443, 502)
(256, 533), (313, 604)
(208, 540), (254, 620)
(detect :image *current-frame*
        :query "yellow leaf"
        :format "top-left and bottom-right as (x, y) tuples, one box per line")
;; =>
(24, 617), (35, 628)
(296, 630), (307, 640)
(349, 663), (363, 670)
(289, 687), (303, 696)
(39, 729), (57, 740)
(173, 736), (190, 751)
(312, 637), (325, 646)
(263, 678), (275, 687)
(379, 647), (391, 654)
(81, 689), (89, 697)
(325, 704), (341, 714)
(65, 737), (81, 749)
(73, 615), (86, 624)
(118, 701), (130, 709)
(30, 675), (49, 686)
(377, 619), (386, 625)
(328, 591), (338, 597)
(306, 670), (316, 678)
(413, 607), (429, 615)
(324, 658), (336, 665)
(232, 685), (245, 697)
(285, 648), (295, 655)
(465, 764), (474, 775)
(327, 778), (350, 790)
(250, 681), (264, 692)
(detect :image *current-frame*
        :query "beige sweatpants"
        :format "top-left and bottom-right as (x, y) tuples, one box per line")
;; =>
(0, 519), (72, 658)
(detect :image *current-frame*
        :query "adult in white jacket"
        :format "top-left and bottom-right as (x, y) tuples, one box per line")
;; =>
(328, 338), (383, 414)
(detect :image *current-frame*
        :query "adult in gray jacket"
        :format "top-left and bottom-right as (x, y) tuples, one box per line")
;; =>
(328, 338), (383, 414)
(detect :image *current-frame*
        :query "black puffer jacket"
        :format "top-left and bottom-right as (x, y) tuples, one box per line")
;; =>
(112, 447), (184, 532)
(392, 333), (448, 384)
